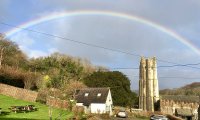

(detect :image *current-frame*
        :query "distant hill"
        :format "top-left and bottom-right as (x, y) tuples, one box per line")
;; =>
(160, 82), (200, 96)
(181, 82), (200, 89)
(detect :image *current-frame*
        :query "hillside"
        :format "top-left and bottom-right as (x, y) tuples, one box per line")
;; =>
(181, 82), (200, 89)
(160, 82), (200, 96)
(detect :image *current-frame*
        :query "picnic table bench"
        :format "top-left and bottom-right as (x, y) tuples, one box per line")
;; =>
(9, 105), (38, 113)
(26, 105), (38, 111)
(9, 106), (24, 113)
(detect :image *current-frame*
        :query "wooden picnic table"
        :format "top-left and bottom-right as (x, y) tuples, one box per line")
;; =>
(9, 106), (24, 113)
(27, 105), (38, 111)
(9, 105), (38, 113)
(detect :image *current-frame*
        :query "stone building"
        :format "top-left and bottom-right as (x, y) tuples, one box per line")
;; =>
(139, 57), (159, 112)
(138, 56), (199, 119)
(139, 57), (200, 120)
(160, 95), (199, 120)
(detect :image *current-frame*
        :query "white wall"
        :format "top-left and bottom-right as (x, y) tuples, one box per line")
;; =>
(91, 103), (106, 114)
(76, 103), (83, 106)
(105, 89), (113, 115)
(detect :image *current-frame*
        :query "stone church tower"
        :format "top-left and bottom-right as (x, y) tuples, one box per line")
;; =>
(139, 57), (159, 112)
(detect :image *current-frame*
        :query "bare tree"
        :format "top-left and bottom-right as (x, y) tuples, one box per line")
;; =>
(62, 80), (87, 99)
(0, 34), (27, 69)
(0, 34), (6, 68)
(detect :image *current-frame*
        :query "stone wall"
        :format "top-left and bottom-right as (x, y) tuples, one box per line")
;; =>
(160, 99), (199, 114)
(46, 97), (69, 109)
(0, 83), (69, 109)
(160, 95), (199, 119)
(0, 83), (38, 102)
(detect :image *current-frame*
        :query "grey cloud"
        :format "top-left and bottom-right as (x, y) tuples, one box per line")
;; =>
(158, 68), (200, 89)
(32, 16), (200, 90)
(36, 0), (200, 50)
(39, 0), (200, 26)
(0, 0), (11, 20)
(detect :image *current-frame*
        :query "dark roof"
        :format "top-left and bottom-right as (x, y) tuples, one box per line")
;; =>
(176, 108), (193, 116)
(75, 88), (110, 106)
(161, 95), (199, 103)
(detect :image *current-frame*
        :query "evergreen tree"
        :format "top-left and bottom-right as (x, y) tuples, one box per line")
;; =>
(83, 71), (137, 107)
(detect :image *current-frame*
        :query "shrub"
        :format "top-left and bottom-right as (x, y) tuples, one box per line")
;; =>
(86, 113), (110, 120)
(36, 88), (48, 104)
(72, 106), (85, 119)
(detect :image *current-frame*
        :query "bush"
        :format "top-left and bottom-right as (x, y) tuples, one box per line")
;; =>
(36, 89), (48, 104)
(86, 113), (110, 120)
(72, 106), (85, 119)
(0, 65), (41, 89)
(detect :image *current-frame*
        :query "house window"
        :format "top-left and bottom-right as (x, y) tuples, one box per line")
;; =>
(97, 93), (101, 97)
(84, 93), (89, 97)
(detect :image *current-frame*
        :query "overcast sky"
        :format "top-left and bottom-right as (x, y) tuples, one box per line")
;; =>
(0, 0), (200, 90)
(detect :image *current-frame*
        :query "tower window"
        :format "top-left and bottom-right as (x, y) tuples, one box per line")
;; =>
(84, 93), (89, 97)
(97, 93), (101, 97)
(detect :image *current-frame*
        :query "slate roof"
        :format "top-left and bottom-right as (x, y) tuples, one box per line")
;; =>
(75, 88), (110, 106)
(161, 95), (199, 103)
(176, 108), (193, 116)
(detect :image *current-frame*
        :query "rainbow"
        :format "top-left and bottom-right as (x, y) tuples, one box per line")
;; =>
(5, 10), (200, 55)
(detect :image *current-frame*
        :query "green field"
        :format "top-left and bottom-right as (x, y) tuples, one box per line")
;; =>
(0, 94), (73, 120)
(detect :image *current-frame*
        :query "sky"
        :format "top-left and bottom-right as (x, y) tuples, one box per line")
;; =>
(0, 0), (200, 90)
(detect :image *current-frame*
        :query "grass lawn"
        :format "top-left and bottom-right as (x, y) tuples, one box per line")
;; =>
(0, 94), (73, 120)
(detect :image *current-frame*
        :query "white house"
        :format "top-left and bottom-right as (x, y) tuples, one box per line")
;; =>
(75, 87), (113, 116)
